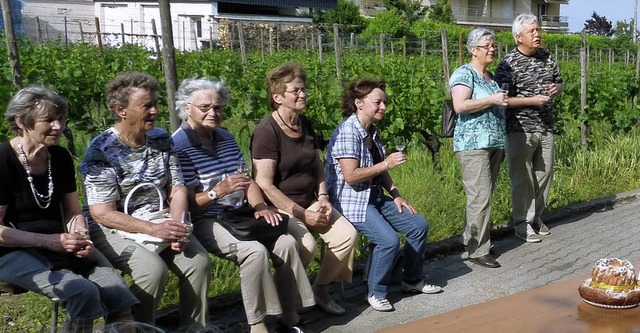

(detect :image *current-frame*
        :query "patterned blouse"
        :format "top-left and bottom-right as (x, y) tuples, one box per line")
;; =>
(449, 63), (506, 152)
(81, 127), (184, 220)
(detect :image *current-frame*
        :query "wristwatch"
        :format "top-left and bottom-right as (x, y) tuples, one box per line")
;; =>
(207, 189), (218, 201)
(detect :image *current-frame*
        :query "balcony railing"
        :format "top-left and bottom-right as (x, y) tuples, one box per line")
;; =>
(452, 8), (568, 29)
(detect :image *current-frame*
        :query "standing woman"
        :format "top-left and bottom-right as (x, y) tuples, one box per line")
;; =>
(251, 63), (357, 315)
(325, 78), (442, 312)
(0, 87), (137, 332)
(450, 28), (507, 268)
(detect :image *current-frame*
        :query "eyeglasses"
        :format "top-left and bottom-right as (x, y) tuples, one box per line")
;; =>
(476, 44), (497, 50)
(284, 88), (306, 96)
(522, 28), (542, 36)
(188, 103), (224, 113)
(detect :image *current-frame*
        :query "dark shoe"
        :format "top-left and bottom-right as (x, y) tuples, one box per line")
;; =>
(275, 323), (305, 333)
(468, 255), (501, 268)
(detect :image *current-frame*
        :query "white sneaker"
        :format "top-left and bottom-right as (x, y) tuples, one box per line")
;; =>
(401, 280), (443, 294)
(535, 221), (551, 236)
(515, 224), (542, 243)
(367, 294), (393, 311)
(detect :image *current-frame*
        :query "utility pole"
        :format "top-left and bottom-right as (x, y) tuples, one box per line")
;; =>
(634, 0), (638, 42)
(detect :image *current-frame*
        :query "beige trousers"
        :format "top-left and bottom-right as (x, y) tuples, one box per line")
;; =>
(279, 201), (358, 285)
(193, 218), (315, 325)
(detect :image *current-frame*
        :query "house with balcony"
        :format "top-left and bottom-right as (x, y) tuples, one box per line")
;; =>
(18, 0), (337, 50)
(354, 0), (569, 33)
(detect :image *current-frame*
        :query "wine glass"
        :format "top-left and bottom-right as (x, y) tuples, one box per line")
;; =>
(179, 211), (193, 243)
(395, 136), (406, 153)
(500, 83), (509, 93)
(74, 226), (89, 240)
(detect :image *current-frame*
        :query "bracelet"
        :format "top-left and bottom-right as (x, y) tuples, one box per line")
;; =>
(383, 160), (390, 170)
(253, 202), (268, 211)
(317, 193), (329, 199)
(389, 185), (398, 192)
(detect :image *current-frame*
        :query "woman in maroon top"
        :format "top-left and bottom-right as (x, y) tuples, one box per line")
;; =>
(251, 63), (357, 316)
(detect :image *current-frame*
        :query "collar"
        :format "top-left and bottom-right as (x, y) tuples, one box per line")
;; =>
(346, 114), (378, 141)
(180, 121), (220, 147)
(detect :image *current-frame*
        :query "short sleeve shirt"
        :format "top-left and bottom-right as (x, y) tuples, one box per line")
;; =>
(0, 143), (76, 257)
(449, 63), (506, 152)
(250, 114), (320, 208)
(172, 123), (246, 218)
(494, 47), (563, 133)
(80, 127), (184, 220)
(326, 114), (386, 224)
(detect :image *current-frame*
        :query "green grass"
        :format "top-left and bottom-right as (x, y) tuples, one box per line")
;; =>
(3, 118), (640, 331)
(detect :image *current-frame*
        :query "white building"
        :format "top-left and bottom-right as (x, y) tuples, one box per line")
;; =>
(20, 0), (337, 50)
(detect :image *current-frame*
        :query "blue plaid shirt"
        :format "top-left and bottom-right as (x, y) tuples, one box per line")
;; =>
(326, 114), (386, 224)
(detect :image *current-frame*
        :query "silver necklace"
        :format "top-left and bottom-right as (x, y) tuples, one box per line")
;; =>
(18, 143), (54, 209)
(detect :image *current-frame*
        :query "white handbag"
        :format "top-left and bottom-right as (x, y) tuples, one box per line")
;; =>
(117, 182), (172, 253)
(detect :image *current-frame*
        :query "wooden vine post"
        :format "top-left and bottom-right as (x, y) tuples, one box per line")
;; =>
(158, 0), (180, 132)
(580, 30), (590, 151)
(441, 29), (451, 98)
(0, 0), (23, 89)
(333, 24), (342, 78)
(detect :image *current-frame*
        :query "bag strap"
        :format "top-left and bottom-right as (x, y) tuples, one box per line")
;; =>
(123, 183), (164, 215)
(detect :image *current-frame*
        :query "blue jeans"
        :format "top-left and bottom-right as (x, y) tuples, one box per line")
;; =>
(0, 248), (138, 330)
(355, 187), (429, 298)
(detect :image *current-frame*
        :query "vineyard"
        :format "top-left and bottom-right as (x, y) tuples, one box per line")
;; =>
(2, 34), (640, 332)
(1, 35), (640, 149)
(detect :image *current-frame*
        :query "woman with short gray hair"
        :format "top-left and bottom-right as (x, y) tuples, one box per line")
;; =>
(0, 86), (137, 332)
(449, 27), (507, 268)
(172, 77), (314, 333)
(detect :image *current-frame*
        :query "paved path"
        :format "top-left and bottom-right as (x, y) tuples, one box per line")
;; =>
(170, 190), (640, 333)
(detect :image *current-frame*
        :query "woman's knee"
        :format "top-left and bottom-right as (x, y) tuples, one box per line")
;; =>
(376, 233), (401, 252)
(239, 241), (270, 271)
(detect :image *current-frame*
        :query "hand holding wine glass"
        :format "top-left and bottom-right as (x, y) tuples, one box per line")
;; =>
(179, 211), (193, 243)
(395, 136), (406, 154)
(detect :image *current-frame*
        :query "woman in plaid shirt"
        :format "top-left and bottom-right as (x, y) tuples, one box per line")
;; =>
(325, 78), (442, 312)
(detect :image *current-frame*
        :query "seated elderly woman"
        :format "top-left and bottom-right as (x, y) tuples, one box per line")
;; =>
(325, 78), (442, 312)
(251, 63), (357, 316)
(0, 86), (137, 332)
(172, 78), (314, 333)
(80, 72), (211, 330)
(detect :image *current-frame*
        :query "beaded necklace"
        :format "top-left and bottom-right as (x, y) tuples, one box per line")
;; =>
(18, 143), (54, 209)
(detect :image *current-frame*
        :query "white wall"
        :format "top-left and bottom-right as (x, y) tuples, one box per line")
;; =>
(22, 0), (95, 43)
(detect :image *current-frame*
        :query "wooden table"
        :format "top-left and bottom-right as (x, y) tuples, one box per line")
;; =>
(378, 267), (640, 333)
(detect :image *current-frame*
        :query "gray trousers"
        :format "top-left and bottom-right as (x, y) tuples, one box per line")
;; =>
(90, 224), (211, 329)
(193, 218), (315, 325)
(506, 131), (555, 228)
(457, 148), (504, 258)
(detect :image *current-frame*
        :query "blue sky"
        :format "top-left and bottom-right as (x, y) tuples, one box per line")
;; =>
(564, 0), (636, 33)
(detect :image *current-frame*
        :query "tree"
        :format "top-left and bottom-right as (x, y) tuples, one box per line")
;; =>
(427, 0), (455, 24)
(613, 19), (638, 41)
(383, 0), (427, 25)
(313, 0), (365, 33)
(583, 12), (614, 36)
(362, 7), (404, 39)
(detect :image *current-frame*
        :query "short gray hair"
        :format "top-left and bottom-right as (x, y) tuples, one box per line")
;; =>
(467, 28), (495, 53)
(512, 13), (538, 43)
(5, 86), (68, 136)
(175, 78), (231, 121)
